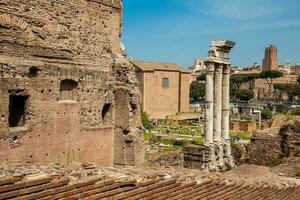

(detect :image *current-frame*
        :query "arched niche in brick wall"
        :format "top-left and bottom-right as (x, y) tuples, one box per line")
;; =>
(59, 79), (78, 101)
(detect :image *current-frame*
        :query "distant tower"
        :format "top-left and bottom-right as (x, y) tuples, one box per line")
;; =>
(262, 44), (278, 71)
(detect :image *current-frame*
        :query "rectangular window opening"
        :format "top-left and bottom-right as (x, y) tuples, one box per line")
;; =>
(162, 78), (169, 88)
(9, 95), (28, 127)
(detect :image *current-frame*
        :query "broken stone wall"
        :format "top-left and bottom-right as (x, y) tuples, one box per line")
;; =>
(114, 62), (144, 166)
(0, 0), (144, 166)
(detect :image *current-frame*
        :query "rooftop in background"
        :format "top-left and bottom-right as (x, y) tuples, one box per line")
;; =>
(131, 60), (189, 73)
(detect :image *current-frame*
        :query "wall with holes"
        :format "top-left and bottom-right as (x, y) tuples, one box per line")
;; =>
(0, 0), (142, 166)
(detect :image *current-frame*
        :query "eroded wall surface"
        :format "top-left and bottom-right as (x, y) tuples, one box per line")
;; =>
(0, 0), (144, 166)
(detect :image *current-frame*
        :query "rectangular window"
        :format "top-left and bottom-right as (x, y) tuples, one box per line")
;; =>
(9, 95), (28, 127)
(162, 78), (169, 88)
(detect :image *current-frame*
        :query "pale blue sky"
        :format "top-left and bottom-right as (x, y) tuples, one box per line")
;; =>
(122, 0), (300, 68)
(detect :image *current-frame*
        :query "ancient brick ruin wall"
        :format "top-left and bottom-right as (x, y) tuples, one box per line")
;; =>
(0, 0), (144, 166)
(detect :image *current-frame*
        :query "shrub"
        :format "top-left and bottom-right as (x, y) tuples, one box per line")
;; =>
(295, 170), (300, 177)
(144, 132), (155, 141)
(236, 90), (254, 101)
(291, 107), (300, 115)
(267, 156), (281, 167)
(192, 137), (203, 145)
(141, 111), (153, 130)
(261, 108), (273, 120)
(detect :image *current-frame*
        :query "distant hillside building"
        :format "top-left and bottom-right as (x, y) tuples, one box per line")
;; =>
(188, 58), (205, 73)
(132, 60), (190, 119)
(262, 44), (278, 71)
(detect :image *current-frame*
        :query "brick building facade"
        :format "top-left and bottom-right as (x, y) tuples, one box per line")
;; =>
(132, 60), (190, 119)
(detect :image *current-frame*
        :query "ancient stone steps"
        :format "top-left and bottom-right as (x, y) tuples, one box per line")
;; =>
(0, 175), (299, 200)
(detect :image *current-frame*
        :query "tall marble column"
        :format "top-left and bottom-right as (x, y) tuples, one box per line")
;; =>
(205, 62), (214, 143)
(213, 64), (222, 142)
(222, 64), (230, 139)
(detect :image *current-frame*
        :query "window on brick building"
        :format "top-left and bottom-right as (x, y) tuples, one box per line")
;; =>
(9, 95), (28, 127)
(162, 78), (169, 88)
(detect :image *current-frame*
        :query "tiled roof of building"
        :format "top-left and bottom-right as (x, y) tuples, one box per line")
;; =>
(131, 60), (189, 73)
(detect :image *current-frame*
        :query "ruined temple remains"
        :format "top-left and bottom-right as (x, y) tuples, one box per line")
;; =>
(0, 0), (144, 166)
(203, 40), (235, 171)
(184, 40), (235, 172)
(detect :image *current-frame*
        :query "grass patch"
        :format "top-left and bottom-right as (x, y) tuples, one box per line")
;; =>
(144, 132), (155, 142)
(192, 137), (203, 145)
(229, 131), (252, 140)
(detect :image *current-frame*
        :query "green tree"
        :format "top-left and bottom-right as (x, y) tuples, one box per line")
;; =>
(141, 111), (153, 130)
(297, 76), (300, 84)
(244, 73), (260, 90)
(286, 84), (300, 101)
(261, 108), (273, 120)
(259, 70), (283, 99)
(273, 83), (289, 100)
(190, 81), (205, 102)
(230, 75), (248, 91)
(196, 74), (206, 82)
(230, 75), (249, 100)
(236, 90), (254, 101)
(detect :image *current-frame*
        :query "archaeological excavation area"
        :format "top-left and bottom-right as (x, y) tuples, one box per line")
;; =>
(0, 0), (299, 199)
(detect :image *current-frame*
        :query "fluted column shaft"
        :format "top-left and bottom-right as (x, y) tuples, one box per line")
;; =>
(205, 62), (214, 143)
(222, 64), (230, 139)
(213, 64), (222, 142)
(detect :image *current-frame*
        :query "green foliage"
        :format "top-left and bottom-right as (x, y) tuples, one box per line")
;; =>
(229, 131), (252, 140)
(192, 137), (203, 145)
(230, 75), (248, 91)
(245, 73), (260, 89)
(244, 73), (260, 81)
(259, 70), (283, 79)
(296, 147), (300, 154)
(267, 156), (281, 167)
(144, 132), (155, 141)
(196, 74), (206, 81)
(291, 107), (300, 115)
(190, 81), (205, 102)
(273, 83), (289, 91)
(273, 83), (300, 101)
(142, 112), (153, 130)
(153, 124), (204, 136)
(261, 108), (273, 120)
(236, 89), (254, 101)
(286, 84), (300, 101)
(295, 171), (300, 177)
(297, 76), (300, 84)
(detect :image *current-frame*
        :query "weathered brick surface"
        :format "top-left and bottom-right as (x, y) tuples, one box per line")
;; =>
(0, 0), (144, 167)
(0, 175), (299, 200)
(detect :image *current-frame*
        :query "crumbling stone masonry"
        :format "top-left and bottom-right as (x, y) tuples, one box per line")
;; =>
(184, 40), (235, 172)
(0, 0), (144, 166)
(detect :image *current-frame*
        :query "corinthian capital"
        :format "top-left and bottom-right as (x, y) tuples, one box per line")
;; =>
(205, 62), (215, 73)
(223, 64), (231, 74)
(215, 64), (223, 74)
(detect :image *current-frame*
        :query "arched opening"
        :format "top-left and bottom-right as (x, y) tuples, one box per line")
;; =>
(162, 77), (169, 88)
(59, 79), (78, 101)
(102, 103), (112, 121)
